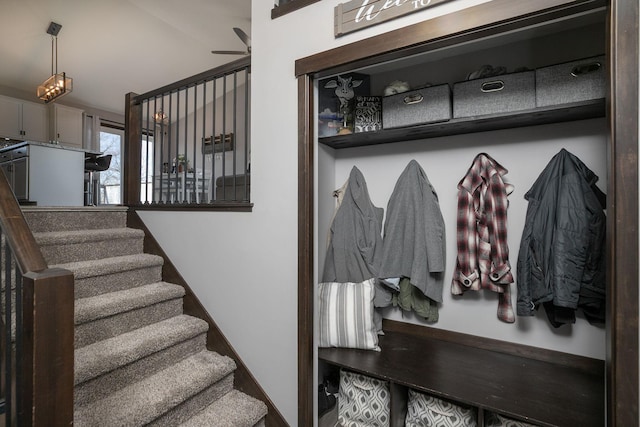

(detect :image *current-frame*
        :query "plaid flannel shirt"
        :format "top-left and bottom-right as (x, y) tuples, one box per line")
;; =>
(451, 153), (515, 323)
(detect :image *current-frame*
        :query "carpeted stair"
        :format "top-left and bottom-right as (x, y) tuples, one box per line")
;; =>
(22, 206), (267, 427)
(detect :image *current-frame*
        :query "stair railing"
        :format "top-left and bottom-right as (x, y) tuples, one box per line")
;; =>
(123, 56), (251, 210)
(0, 170), (74, 426)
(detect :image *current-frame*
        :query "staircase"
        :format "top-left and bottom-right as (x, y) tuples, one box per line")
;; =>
(22, 206), (267, 427)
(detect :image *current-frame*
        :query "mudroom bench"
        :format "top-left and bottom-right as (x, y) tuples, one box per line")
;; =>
(319, 319), (604, 427)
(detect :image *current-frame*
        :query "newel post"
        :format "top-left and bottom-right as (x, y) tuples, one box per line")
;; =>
(124, 92), (142, 206)
(20, 268), (74, 426)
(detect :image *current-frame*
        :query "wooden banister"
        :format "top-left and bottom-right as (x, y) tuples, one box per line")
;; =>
(0, 171), (46, 274)
(0, 169), (74, 427)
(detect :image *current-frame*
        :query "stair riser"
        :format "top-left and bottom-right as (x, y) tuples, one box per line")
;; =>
(147, 374), (235, 427)
(75, 265), (163, 299)
(76, 298), (184, 348)
(41, 237), (144, 265)
(75, 333), (207, 407)
(23, 210), (127, 233)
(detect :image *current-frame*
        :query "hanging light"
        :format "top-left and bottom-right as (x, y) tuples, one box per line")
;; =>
(153, 111), (168, 124)
(37, 21), (73, 103)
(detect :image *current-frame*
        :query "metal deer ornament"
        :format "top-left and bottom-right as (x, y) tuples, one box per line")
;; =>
(324, 75), (363, 131)
(324, 75), (363, 110)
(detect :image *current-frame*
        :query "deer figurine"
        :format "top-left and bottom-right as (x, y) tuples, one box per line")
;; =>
(324, 75), (363, 111)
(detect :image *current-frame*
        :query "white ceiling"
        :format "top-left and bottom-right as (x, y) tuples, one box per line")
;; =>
(0, 0), (251, 116)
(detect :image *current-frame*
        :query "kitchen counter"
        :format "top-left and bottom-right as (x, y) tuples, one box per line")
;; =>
(0, 141), (96, 206)
(0, 140), (101, 156)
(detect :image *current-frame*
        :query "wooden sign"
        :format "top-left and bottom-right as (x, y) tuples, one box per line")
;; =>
(335, 0), (452, 37)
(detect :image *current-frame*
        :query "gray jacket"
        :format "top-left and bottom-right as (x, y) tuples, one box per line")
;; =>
(322, 166), (384, 287)
(516, 149), (606, 325)
(378, 160), (446, 303)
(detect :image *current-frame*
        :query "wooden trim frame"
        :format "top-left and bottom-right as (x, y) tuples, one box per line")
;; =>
(296, 0), (639, 425)
(271, 0), (322, 19)
(297, 75), (315, 427)
(607, 0), (639, 425)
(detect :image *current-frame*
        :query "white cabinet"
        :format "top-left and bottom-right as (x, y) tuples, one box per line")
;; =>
(49, 104), (84, 148)
(0, 96), (21, 139)
(0, 95), (48, 142)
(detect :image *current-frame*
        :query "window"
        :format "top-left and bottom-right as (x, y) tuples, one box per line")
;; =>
(99, 128), (123, 204)
(99, 126), (154, 205)
(140, 134), (154, 203)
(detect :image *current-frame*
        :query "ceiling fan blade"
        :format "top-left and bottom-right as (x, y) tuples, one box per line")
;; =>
(233, 27), (251, 48)
(211, 50), (249, 55)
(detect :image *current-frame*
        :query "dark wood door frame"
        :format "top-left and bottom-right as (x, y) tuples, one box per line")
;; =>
(296, 0), (638, 426)
(607, 1), (639, 425)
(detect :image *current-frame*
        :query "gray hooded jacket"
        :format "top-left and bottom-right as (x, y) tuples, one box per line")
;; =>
(322, 166), (384, 288)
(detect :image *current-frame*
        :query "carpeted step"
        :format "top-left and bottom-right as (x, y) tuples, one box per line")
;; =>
(34, 227), (145, 264)
(74, 350), (237, 427)
(178, 389), (268, 427)
(75, 282), (186, 348)
(22, 206), (128, 233)
(24, 208), (271, 425)
(53, 253), (164, 299)
(75, 315), (210, 406)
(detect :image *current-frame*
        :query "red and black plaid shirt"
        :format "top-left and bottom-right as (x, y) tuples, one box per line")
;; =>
(451, 153), (515, 323)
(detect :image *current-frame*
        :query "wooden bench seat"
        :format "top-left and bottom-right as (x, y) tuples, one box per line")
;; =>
(318, 319), (604, 427)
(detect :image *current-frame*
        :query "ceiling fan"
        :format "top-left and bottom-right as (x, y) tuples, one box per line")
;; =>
(211, 27), (251, 56)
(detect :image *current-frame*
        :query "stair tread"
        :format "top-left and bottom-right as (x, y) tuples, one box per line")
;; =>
(75, 314), (211, 384)
(53, 253), (164, 279)
(179, 389), (268, 427)
(22, 206), (128, 232)
(75, 282), (185, 325)
(74, 350), (236, 427)
(33, 227), (144, 245)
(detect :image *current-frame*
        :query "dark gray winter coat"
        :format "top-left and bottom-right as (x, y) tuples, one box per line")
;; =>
(516, 149), (606, 325)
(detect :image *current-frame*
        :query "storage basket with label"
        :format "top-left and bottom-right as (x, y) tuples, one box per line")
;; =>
(453, 71), (536, 118)
(535, 55), (606, 107)
(382, 84), (451, 129)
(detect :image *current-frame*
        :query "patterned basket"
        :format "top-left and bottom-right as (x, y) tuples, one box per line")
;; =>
(405, 389), (477, 427)
(338, 370), (390, 427)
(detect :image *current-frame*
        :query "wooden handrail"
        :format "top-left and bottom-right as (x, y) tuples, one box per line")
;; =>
(132, 56), (250, 104)
(0, 169), (74, 427)
(0, 171), (47, 274)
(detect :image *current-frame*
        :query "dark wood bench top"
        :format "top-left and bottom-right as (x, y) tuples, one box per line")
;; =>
(318, 320), (604, 427)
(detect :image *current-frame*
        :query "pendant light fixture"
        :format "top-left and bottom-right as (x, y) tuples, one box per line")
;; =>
(37, 21), (73, 103)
